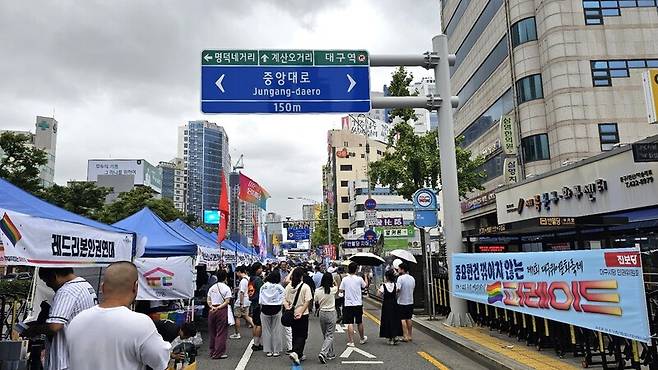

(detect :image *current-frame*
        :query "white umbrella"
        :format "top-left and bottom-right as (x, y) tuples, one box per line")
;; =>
(390, 249), (417, 263)
(349, 252), (386, 266)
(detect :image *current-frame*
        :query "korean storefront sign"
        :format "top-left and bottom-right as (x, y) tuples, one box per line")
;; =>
(499, 114), (518, 155)
(496, 149), (658, 224)
(452, 248), (650, 343)
(503, 157), (520, 184)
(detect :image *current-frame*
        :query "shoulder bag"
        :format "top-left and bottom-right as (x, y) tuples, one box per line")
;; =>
(281, 283), (304, 327)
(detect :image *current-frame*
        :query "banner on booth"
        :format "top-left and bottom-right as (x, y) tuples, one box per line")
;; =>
(136, 256), (195, 300)
(0, 209), (134, 267)
(452, 248), (650, 343)
(197, 247), (222, 271)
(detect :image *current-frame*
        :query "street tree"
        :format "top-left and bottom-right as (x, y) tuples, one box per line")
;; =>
(98, 186), (187, 224)
(0, 132), (48, 193)
(311, 203), (344, 247)
(369, 67), (486, 200)
(40, 182), (111, 219)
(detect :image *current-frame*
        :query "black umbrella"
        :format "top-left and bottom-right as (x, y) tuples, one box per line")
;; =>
(349, 252), (386, 266)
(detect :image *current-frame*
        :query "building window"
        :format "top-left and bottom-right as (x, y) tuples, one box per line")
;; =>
(599, 123), (620, 151)
(458, 37), (509, 108)
(340, 180), (349, 187)
(458, 89), (514, 148)
(360, 154), (365, 158)
(583, 1), (658, 25)
(452, 0), (505, 74)
(522, 134), (551, 162)
(516, 74), (543, 104)
(341, 212), (349, 219)
(476, 153), (503, 182)
(511, 17), (537, 48)
(184, 143), (188, 148)
(341, 196), (349, 203)
(342, 228), (350, 234)
(590, 59), (658, 87)
(444, 0), (470, 37)
(343, 141), (349, 147)
(340, 164), (352, 171)
(376, 150), (382, 155)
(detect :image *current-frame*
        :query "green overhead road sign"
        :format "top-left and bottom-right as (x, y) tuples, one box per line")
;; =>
(201, 49), (369, 66)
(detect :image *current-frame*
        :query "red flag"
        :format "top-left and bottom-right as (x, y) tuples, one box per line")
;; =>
(217, 172), (229, 243)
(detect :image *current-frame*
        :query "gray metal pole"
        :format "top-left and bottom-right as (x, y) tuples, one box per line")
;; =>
(433, 34), (473, 327)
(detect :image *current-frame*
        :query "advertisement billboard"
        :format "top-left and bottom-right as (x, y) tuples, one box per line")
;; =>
(203, 210), (220, 225)
(452, 248), (650, 343)
(87, 159), (162, 193)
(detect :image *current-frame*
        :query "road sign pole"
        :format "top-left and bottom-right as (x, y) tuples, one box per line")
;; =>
(368, 37), (472, 327)
(433, 34), (472, 327)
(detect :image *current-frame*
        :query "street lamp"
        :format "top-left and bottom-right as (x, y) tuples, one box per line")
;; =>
(287, 196), (332, 248)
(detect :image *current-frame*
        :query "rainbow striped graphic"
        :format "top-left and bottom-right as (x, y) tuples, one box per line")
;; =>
(486, 282), (503, 304)
(0, 213), (22, 246)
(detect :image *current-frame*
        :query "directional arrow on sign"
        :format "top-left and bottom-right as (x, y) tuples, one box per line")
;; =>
(261, 54), (269, 63)
(215, 74), (225, 93)
(347, 74), (357, 93)
(340, 347), (376, 359)
(203, 54), (212, 62)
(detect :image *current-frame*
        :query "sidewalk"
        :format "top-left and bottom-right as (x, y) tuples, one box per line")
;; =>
(412, 316), (581, 370)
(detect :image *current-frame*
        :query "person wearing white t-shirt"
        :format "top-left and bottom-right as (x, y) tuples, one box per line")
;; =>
(207, 269), (232, 359)
(396, 262), (416, 342)
(66, 262), (170, 370)
(338, 263), (368, 347)
(231, 265), (253, 340)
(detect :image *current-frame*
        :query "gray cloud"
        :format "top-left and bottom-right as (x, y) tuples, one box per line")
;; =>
(0, 0), (439, 218)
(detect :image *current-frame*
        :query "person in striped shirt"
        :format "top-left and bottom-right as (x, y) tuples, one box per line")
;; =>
(22, 267), (97, 370)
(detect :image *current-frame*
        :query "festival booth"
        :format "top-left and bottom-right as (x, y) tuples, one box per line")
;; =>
(193, 226), (257, 265)
(113, 208), (201, 325)
(166, 219), (228, 270)
(0, 178), (138, 366)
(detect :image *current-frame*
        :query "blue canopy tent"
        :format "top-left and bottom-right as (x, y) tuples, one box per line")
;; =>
(223, 239), (255, 256)
(113, 208), (197, 258)
(0, 178), (136, 266)
(193, 227), (240, 255)
(167, 219), (223, 250)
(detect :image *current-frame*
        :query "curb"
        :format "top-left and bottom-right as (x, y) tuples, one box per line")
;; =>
(364, 297), (529, 370)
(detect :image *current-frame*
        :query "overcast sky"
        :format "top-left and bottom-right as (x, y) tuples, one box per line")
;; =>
(0, 0), (437, 219)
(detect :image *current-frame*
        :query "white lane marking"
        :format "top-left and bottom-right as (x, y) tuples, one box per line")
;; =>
(234, 339), (254, 370)
(341, 361), (384, 364)
(340, 346), (376, 359)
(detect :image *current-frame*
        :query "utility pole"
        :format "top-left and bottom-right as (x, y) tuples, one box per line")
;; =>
(369, 34), (473, 327)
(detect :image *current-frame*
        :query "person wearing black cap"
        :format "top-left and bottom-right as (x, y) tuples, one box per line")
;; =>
(248, 262), (264, 351)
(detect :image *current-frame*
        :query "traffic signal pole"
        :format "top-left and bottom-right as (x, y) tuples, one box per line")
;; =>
(369, 34), (473, 327)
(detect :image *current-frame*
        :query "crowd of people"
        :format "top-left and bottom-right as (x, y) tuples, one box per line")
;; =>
(20, 258), (415, 369)
(205, 258), (416, 366)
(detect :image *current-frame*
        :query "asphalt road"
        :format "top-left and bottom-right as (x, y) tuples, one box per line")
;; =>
(195, 300), (487, 369)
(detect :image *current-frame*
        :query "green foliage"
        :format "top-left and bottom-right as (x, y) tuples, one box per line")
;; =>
(0, 132), (48, 193)
(98, 187), (187, 224)
(40, 182), (111, 219)
(0, 279), (31, 298)
(311, 203), (344, 247)
(369, 68), (486, 200)
(387, 67), (417, 124)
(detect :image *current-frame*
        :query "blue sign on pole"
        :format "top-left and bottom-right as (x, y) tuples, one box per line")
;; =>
(414, 210), (439, 228)
(287, 227), (310, 241)
(413, 188), (438, 210)
(364, 229), (378, 243)
(364, 198), (377, 210)
(201, 50), (371, 114)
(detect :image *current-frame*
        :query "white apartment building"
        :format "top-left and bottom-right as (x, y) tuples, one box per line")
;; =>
(442, 0), (658, 234)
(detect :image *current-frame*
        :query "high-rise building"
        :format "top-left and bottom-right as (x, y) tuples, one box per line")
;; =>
(0, 116), (58, 187)
(178, 121), (231, 222)
(324, 128), (387, 238)
(442, 1), (658, 232)
(265, 212), (283, 256)
(157, 158), (187, 213)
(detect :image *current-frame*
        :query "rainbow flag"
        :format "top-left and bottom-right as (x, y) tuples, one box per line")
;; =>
(486, 282), (503, 304)
(0, 213), (22, 246)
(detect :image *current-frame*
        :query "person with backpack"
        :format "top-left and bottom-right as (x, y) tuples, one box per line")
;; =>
(283, 267), (312, 366)
(248, 262), (264, 351)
